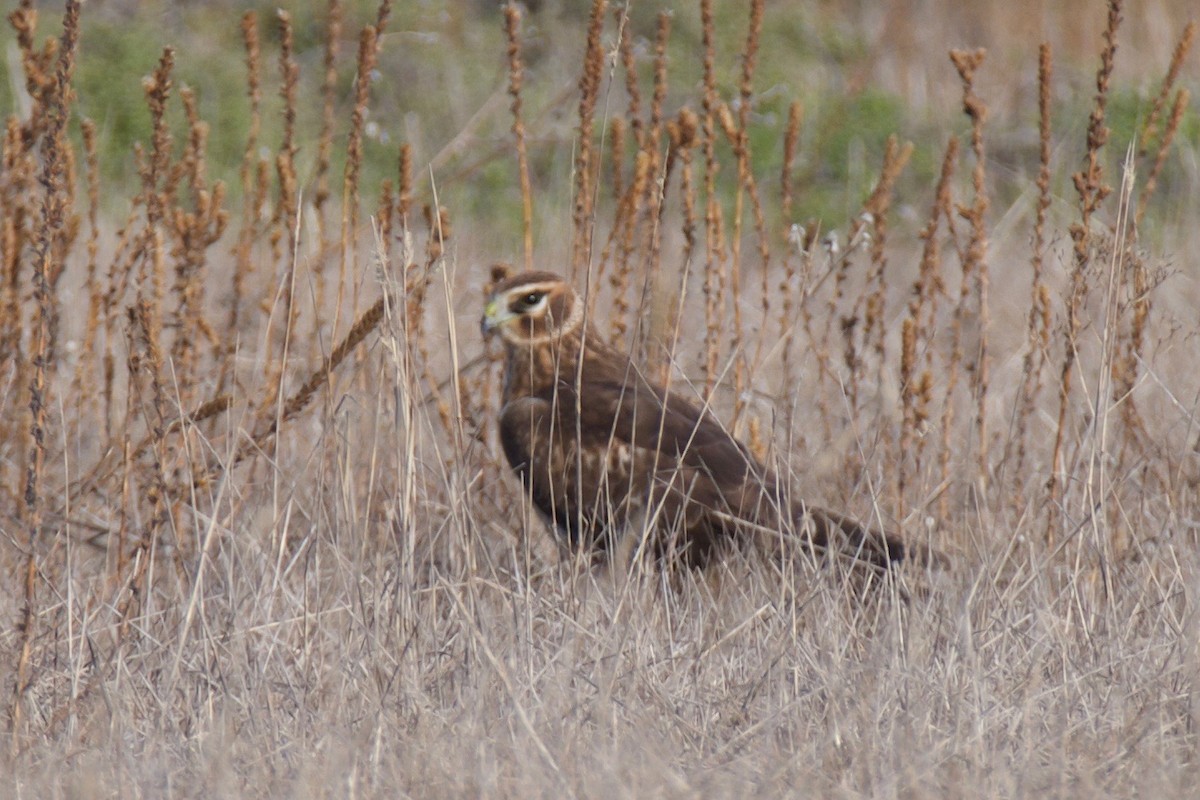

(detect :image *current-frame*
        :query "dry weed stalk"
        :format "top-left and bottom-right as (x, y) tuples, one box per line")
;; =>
(271, 10), (299, 264)
(949, 48), (992, 490)
(781, 101), (803, 222)
(116, 298), (188, 633)
(372, 0), (393, 41)
(9, 0), (80, 749)
(603, 147), (651, 344)
(776, 104), (805, 410)
(314, 0), (344, 284)
(609, 116), (627, 207)
(1136, 87), (1190, 230)
(843, 137), (911, 419)
(1135, 20), (1194, 192)
(71, 118), (102, 419)
(221, 11), (264, 393)
(138, 48), (175, 326)
(415, 207), (455, 436)
(1117, 24), (1195, 441)
(1095, 151), (1139, 565)
(699, 0), (724, 397)
(336, 23), (379, 333)
(905, 136), (957, 487)
(917, 49), (992, 524)
(504, 3), (534, 272)
(1048, 0), (1121, 537)
(636, 12), (676, 382)
(597, 7), (640, 344)
(169, 88), (228, 401)
(720, 0), (765, 414)
(615, 9), (644, 150)
(716, 108), (773, 417)
(377, 178), (396, 263)
(647, 12), (670, 160)
(314, 0), (343, 241)
(1006, 44), (1055, 500)
(398, 143), (413, 225)
(274, 9), (302, 381)
(570, 0), (608, 280)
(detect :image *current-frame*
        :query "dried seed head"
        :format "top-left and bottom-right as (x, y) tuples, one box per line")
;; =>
(676, 107), (699, 150)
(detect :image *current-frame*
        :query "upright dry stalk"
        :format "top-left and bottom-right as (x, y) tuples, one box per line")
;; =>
(255, 11), (303, 428)
(859, 137), (912, 370)
(372, 0), (393, 41)
(10, 0), (80, 747)
(936, 54), (995, 520)
(0, 120), (25, 378)
(1134, 21), (1194, 225)
(949, 48), (992, 491)
(1135, 21), (1194, 170)
(607, 147), (652, 343)
(638, 11), (674, 383)
(639, 106), (694, 381)
(1048, 0), (1121, 534)
(222, 11), (263, 393)
(645, 12), (671, 159)
(119, 297), (182, 623)
(504, 3), (534, 272)
(377, 179), (395, 264)
(314, 0), (344, 255)
(724, 0), (763, 395)
(1135, 87), (1190, 229)
(339, 24), (379, 320)
(781, 101), (803, 222)
(72, 118), (102, 417)
(273, 9), (300, 341)
(570, 0), (608, 279)
(139, 48), (175, 320)
(699, 0), (723, 397)
(398, 143), (413, 227)
(672, 109), (699, 262)
(715, 109), (773, 413)
(720, 0), (764, 417)
(777, 102), (805, 401)
(1006, 44), (1054, 498)
(597, 5), (646, 339)
(835, 138), (912, 424)
(169, 88), (227, 401)
(609, 116), (627, 205)
(1118, 24), (1193, 457)
(615, 9), (644, 149)
(897, 314), (919, 516)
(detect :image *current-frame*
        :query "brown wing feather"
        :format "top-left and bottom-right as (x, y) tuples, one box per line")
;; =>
(502, 372), (925, 569)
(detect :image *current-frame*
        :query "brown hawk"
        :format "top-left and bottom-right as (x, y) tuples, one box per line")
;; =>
(482, 270), (935, 572)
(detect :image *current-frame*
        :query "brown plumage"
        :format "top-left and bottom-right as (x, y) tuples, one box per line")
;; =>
(482, 270), (935, 571)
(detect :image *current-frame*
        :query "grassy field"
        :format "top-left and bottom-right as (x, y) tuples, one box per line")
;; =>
(2, 0), (1199, 796)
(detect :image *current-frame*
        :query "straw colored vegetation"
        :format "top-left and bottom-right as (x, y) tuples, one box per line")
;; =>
(2, 0), (1198, 796)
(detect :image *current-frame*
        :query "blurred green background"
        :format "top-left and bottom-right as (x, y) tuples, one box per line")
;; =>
(3, 0), (1197, 245)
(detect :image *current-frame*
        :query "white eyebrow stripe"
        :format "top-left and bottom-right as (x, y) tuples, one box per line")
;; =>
(504, 281), (563, 299)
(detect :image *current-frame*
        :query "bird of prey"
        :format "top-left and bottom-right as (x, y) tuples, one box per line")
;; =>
(481, 269), (933, 572)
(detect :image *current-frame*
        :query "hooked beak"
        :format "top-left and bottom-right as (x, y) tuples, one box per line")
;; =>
(480, 298), (513, 336)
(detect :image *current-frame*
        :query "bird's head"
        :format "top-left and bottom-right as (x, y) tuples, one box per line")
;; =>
(481, 271), (584, 346)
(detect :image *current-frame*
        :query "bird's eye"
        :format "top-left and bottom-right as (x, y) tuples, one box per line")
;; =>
(514, 291), (545, 311)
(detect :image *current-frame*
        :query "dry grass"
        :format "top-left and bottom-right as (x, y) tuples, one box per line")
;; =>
(2, 1), (1200, 796)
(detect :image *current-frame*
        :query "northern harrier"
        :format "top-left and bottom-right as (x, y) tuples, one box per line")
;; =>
(482, 270), (933, 572)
